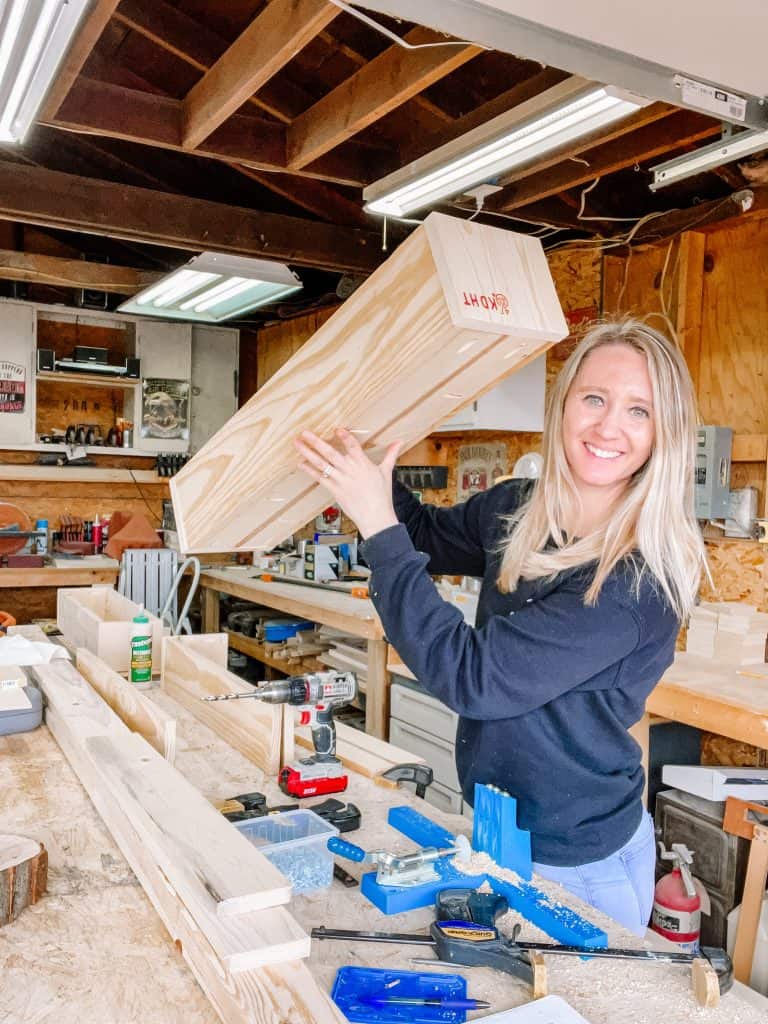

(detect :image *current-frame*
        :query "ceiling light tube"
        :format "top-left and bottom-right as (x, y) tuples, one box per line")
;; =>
(363, 77), (648, 218)
(118, 253), (302, 323)
(0, 0), (91, 144)
(649, 126), (768, 190)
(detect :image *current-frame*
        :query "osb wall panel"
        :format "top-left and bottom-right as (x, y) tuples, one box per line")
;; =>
(603, 244), (679, 333)
(35, 380), (130, 439)
(699, 539), (767, 610)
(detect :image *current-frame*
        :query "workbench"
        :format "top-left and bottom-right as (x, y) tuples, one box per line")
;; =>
(0, 560), (120, 624)
(2, 688), (767, 1024)
(198, 567), (389, 739)
(648, 652), (768, 750)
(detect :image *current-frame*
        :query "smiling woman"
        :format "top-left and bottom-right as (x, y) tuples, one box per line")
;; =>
(295, 317), (707, 936)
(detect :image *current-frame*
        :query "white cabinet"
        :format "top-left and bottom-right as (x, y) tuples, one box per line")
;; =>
(189, 326), (239, 453)
(435, 353), (545, 432)
(0, 301), (36, 445)
(133, 322), (192, 454)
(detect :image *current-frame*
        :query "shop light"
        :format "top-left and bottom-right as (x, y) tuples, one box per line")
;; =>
(0, 0), (90, 144)
(649, 126), (768, 190)
(363, 78), (648, 218)
(118, 253), (303, 323)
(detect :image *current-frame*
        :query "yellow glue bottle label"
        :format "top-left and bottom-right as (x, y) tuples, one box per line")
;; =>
(130, 609), (152, 685)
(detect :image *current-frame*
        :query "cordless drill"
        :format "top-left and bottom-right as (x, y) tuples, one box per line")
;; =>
(206, 670), (357, 797)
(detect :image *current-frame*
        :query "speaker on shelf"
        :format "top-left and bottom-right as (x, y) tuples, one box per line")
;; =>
(125, 357), (140, 379)
(36, 348), (55, 372)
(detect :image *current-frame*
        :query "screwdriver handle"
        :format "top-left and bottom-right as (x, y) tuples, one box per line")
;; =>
(328, 836), (367, 862)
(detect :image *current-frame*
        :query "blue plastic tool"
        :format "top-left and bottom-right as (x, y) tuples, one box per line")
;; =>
(472, 783), (532, 879)
(357, 805), (607, 948)
(331, 966), (470, 1023)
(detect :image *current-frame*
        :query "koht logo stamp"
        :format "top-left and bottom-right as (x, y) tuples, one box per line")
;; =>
(461, 291), (510, 314)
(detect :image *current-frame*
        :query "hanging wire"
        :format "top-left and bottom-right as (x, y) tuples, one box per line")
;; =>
(329, 0), (491, 49)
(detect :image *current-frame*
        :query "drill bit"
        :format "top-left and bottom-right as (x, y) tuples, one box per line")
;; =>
(202, 689), (266, 701)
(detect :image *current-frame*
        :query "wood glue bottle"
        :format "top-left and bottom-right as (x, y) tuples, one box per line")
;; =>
(130, 607), (152, 689)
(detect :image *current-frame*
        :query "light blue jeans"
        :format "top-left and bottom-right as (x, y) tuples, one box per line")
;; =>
(532, 812), (656, 936)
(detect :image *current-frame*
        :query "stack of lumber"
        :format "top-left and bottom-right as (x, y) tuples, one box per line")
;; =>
(33, 657), (345, 1023)
(316, 626), (368, 684)
(686, 602), (768, 665)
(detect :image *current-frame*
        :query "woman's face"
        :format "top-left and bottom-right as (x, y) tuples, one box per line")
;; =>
(562, 343), (655, 501)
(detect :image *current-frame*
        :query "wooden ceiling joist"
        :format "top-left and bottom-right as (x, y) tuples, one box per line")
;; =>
(400, 67), (569, 165)
(0, 163), (381, 273)
(114, 0), (312, 123)
(0, 249), (161, 294)
(40, 0), (122, 120)
(497, 110), (722, 212)
(181, 0), (340, 151)
(285, 26), (482, 170)
(47, 78), (390, 186)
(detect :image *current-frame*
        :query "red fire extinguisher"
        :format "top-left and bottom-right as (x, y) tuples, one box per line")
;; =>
(651, 842), (701, 953)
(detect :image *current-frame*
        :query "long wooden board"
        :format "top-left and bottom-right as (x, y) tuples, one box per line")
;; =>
(76, 648), (177, 763)
(34, 661), (293, 918)
(171, 212), (567, 551)
(36, 713), (342, 1022)
(161, 635), (283, 774)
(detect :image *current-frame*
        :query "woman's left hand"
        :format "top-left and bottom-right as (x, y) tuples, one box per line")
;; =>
(295, 428), (402, 539)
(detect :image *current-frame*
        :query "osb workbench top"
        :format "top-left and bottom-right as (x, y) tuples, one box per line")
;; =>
(2, 690), (767, 1024)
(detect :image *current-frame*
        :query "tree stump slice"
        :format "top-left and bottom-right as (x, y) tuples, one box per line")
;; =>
(0, 834), (48, 926)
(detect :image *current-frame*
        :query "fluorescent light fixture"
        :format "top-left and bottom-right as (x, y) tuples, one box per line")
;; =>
(118, 253), (303, 323)
(363, 78), (648, 218)
(649, 127), (768, 190)
(0, 0), (90, 144)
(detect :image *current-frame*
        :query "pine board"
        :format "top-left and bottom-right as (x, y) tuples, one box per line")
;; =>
(75, 648), (177, 763)
(171, 213), (567, 551)
(34, 660), (293, 918)
(161, 635), (283, 774)
(57, 586), (168, 673)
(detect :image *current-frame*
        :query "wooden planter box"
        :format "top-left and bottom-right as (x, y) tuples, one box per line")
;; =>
(171, 212), (568, 552)
(57, 586), (168, 673)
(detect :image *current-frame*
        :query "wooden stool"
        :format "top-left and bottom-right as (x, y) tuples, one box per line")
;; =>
(722, 796), (768, 985)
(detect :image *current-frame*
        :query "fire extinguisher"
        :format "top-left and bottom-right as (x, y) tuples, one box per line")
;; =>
(651, 842), (701, 953)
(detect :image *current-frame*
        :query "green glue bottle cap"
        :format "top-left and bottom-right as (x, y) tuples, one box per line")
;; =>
(133, 605), (150, 624)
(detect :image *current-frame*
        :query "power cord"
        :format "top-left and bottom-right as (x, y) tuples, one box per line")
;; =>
(328, 1), (490, 49)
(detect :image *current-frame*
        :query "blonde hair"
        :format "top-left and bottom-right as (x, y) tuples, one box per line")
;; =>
(498, 318), (706, 620)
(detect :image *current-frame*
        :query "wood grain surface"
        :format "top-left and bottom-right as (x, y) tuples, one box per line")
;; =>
(171, 213), (567, 551)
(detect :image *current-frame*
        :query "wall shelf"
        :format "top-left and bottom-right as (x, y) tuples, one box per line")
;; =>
(0, 465), (164, 484)
(36, 370), (139, 390)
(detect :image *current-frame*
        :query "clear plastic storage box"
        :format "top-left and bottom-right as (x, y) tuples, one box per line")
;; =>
(234, 808), (339, 893)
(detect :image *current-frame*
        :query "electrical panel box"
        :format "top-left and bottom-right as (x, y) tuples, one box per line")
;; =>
(695, 425), (732, 519)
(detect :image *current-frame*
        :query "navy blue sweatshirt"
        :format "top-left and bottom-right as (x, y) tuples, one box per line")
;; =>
(359, 480), (679, 865)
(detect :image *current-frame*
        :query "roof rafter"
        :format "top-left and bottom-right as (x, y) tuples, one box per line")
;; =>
(286, 26), (482, 170)
(181, 0), (340, 150)
(0, 248), (161, 293)
(114, 0), (311, 122)
(45, 78), (394, 186)
(0, 162), (382, 273)
(40, 0), (122, 119)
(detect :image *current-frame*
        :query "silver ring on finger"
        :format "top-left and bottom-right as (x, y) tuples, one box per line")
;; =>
(321, 462), (334, 479)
